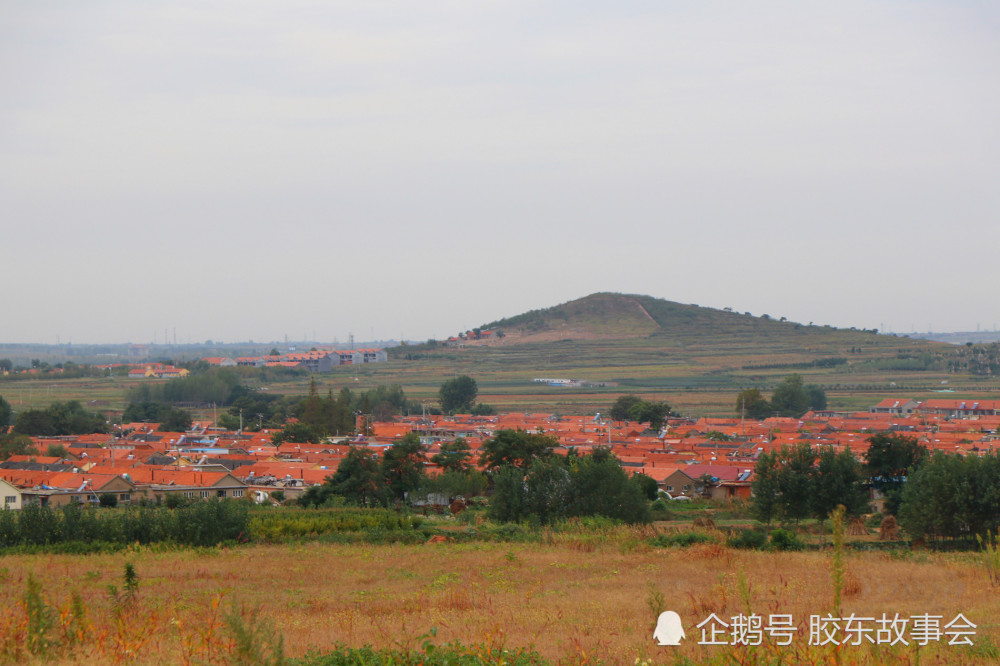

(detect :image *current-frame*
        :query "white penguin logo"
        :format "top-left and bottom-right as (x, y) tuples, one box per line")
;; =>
(653, 610), (685, 645)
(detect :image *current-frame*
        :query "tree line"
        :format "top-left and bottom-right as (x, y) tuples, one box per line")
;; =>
(299, 432), (484, 507)
(0, 500), (250, 549)
(749, 432), (1000, 543)
(751, 434), (927, 525)
(300, 428), (655, 524)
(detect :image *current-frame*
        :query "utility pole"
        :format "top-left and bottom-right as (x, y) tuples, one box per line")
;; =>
(741, 395), (746, 439)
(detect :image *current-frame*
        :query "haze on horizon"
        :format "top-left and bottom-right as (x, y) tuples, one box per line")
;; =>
(2, 1), (998, 345)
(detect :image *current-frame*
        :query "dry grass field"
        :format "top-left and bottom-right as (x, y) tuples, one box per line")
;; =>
(2, 534), (998, 664)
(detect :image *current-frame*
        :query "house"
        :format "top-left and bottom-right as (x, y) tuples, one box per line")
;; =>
(639, 466), (696, 497)
(684, 464), (754, 502)
(127, 364), (190, 379)
(917, 400), (1000, 418)
(0, 478), (21, 510)
(19, 473), (138, 508)
(870, 399), (920, 415)
(202, 357), (238, 367)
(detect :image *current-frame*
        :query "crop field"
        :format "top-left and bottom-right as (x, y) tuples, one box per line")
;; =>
(3, 330), (996, 421)
(2, 529), (998, 665)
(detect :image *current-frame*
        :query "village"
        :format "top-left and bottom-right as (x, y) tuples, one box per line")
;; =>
(2, 395), (997, 512)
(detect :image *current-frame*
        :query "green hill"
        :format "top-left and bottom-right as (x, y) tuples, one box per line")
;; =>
(380, 293), (986, 416)
(483, 292), (881, 345)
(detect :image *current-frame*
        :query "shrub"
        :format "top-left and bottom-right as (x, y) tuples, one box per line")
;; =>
(651, 531), (720, 548)
(769, 528), (805, 551)
(727, 528), (768, 550)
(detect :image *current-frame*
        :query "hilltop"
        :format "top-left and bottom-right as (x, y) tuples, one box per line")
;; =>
(480, 292), (884, 345)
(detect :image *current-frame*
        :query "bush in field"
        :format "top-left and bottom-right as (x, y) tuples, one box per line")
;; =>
(296, 642), (547, 665)
(0, 501), (251, 549)
(768, 528), (805, 551)
(727, 528), (769, 550)
(649, 499), (673, 521)
(651, 531), (720, 548)
(249, 508), (419, 542)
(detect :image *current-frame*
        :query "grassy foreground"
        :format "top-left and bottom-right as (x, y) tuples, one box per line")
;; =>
(2, 530), (999, 665)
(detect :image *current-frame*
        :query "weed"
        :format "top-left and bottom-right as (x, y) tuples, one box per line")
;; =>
(830, 505), (846, 616)
(61, 590), (91, 648)
(976, 530), (1000, 586)
(645, 581), (666, 620)
(224, 604), (286, 666)
(23, 573), (55, 656)
(108, 561), (139, 612)
(736, 570), (754, 616)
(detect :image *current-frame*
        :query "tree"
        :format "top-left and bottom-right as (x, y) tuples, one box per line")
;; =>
(487, 466), (528, 522)
(805, 385), (827, 411)
(488, 452), (651, 525)
(770, 375), (811, 417)
(810, 447), (869, 521)
(14, 409), (55, 436)
(123, 401), (161, 423)
(439, 376), (478, 413)
(751, 451), (781, 524)
(632, 472), (659, 501)
(628, 401), (673, 430)
(381, 433), (428, 500)
(864, 433), (928, 515)
(299, 378), (323, 430)
(0, 395), (11, 427)
(776, 443), (815, 523)
(523, 458), (572, 524)
(0, 359), (12, 372)
(736, 388), (771, 420)
(609, 395), (642, 421)
(271, 422), (320, 445)
(432, 437), (472, 473)
(45, 443), (70, 459)
(565, 455), (650, 524)
(0, 433), (38, 461)
(415, 469), (488, 501)
(54, 401), (108, 434)
(479, 429), (557, 470)
(158, 407), (193, 432)
(609, 396), (673, 429)
(898, 451), (993, 541)
(324, 447), (385, 507)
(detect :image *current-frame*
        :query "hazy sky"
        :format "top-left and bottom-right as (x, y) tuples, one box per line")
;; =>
(3, 1), (998, 344)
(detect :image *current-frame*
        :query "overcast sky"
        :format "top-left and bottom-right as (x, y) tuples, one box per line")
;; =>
(2, 1), (998, 345)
